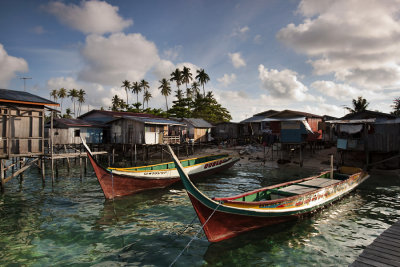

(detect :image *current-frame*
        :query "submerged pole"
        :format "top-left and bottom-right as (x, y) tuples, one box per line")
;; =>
(0, 160), (4, 192)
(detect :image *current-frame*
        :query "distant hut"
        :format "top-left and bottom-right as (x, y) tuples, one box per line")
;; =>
(79, 110), (158, 143)
(212, 122), (243, 141)
(108, 116), (186, 144)
(45, 118), (107, 145)
(240, 110), (279, 138)
(180, 118), (213, 143)
(263, 110), (323, 144)
(328, 110), (400, 168)
(0, 89), (59, 158)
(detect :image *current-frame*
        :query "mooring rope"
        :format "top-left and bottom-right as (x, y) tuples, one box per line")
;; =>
(169, 202), (221, 267)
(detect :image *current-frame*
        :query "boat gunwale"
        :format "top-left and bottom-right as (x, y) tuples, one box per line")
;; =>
(108, 153), (230, 172)
(213, 171), (364, 206)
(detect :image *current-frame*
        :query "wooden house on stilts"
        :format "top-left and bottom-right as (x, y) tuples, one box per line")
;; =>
(0, 89), (59, 191)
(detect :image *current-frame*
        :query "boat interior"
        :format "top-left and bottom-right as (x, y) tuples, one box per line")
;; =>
(108, 154), (229, 172)
(218, 167), (362, 203)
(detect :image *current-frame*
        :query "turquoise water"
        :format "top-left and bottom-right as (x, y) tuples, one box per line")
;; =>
(0, 162), (399, 266)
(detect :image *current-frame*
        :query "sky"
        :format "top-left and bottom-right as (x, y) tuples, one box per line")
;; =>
(0, 0), (399, 121)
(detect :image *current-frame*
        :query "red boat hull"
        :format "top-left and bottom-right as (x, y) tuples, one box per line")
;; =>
(188, 193), (298, 242)
(87, 152), (238, 199)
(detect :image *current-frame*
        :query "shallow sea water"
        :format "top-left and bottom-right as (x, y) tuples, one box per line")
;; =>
(0, 161), (399, 266)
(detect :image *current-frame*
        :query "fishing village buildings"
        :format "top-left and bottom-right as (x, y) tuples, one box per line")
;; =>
(1, 87), (399, 193)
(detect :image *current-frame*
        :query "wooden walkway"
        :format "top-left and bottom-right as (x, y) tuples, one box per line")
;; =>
(351, 220), (400, 267)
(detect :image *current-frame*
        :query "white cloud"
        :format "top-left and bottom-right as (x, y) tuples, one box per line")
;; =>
(0, 44), (28, 87)
(231, 26), (250, 38)
(163, 45), (182, 61)
(78, 33), (160, 85)
(45, 0), (132, 35)
(153, 59), (176, 80)
(229, 52), (246, 68)
(253, 34), (262, 44)
(310, 80), (386, 102)
(258, 64), (312, 101)
(277, 0), (400, 88)
(217, 73), (237, 87)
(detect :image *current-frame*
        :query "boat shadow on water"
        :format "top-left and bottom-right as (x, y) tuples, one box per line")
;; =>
(93, 188), (173, 228)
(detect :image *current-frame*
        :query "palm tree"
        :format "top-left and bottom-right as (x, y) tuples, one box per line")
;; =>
(140, 79), (150, 110)
(158, 78), (171, 111)
(143, 90), (152, 109)
(181, 66), (193, 89)
(63, 108), (72, 119)
(121, 80), (131, 106)
(345, 96), (369, 114)
(68, 88), (79, 118)
(170, 68), (182, 90)
(131, 81), (141, 107)
(111, 95), (125, 111)
(196, 69), (210, 97)
(57, 87), (67, 115)
(191, 81), (200, 98)
(77, 89), (86, 116)
(391, 97), (400, 116)
(50, 89), (58, 102)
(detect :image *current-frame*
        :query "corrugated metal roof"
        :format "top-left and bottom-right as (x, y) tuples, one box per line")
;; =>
(46, 118), (107, 128)
(56, 118), (107, 127)
(79, 109), (157, 119)
(240, 116), (266, 123)
(0, 88), (59, 106)
(182, 118), (213, 128)
(112, 116), (186, 126)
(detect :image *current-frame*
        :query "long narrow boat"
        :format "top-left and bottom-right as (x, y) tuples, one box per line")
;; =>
(167, 145), (370, 242)
(81, 139), (239, 199)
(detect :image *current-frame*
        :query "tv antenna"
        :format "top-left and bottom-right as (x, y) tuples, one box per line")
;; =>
(20, 77), (32, 91)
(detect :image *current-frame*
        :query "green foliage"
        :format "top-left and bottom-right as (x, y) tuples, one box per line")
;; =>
(142, 108), (169, 118)
(345, 96), (369, 113)
(391, 97), (400, 116)
(169, 91), (231, 123)
(168, 89), (193, 118)
(110, 95), (126, 111)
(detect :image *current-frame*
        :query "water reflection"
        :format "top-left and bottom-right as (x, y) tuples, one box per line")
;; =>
(0, 163), (399, 266)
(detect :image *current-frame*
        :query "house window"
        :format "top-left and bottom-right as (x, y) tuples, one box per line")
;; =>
(74, 129), (80, 137)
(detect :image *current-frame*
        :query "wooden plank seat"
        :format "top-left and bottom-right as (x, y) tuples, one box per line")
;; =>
(298, 178), (341, 188)
(270, 184), (317, 200)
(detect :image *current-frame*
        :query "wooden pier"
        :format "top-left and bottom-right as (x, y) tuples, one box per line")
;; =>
(351, 220), (400, 266)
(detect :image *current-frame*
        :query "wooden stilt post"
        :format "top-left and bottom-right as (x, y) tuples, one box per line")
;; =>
(161, 145), (164, 163)
(84, 157), (87, 174)
(64, 145), (70, 173)
(79, 154), (83, 179)
(0, 160), (4, 192)
(134, 144), (137, 166)
(41, 156), (45, 184)
(299, 144), (303, 167)
(186, 143), (188, 157)
(50, 110), (54, 184)
(330, 154), (334, 179)
(19, 157), (24, 182)
(55, 159), (59, 178)
(131, 143), (134, 166)
(112, 147), (115, 165)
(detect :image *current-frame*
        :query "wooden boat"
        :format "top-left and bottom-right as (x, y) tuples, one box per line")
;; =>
(81, 139), (239, 199)
(167, 145), (370, 242)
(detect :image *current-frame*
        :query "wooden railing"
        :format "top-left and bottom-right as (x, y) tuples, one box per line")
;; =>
(163, 136), (181, 144)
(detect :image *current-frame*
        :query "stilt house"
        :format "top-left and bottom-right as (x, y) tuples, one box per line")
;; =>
(0, 89), (59, 158)
(45, 118), (107, 144)
(108, 116), (186, 144)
